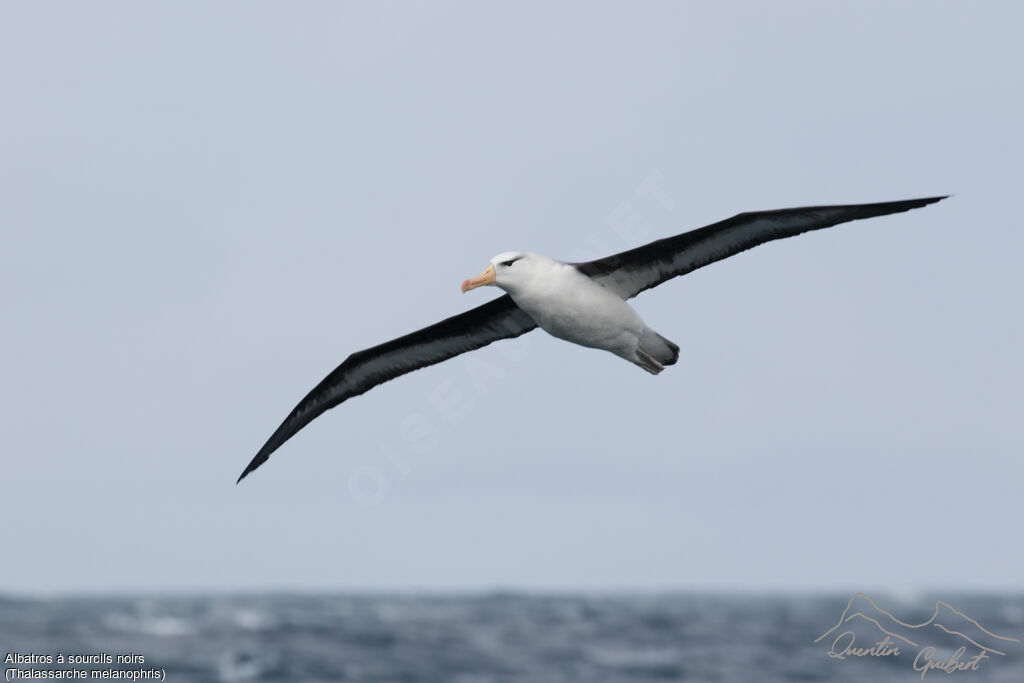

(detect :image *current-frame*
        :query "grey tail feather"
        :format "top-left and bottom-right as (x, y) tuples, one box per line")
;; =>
(657, 334), (680, 366)
(639, 331), (679, 367)
(633, 348), (664, 375)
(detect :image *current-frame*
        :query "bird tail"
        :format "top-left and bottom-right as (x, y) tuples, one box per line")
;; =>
(633, 330), (679, 374)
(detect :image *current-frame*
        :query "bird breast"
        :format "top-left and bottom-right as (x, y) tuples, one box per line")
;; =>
(506, 263), (645, 350)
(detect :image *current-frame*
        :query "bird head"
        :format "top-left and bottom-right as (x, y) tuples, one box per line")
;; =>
(462, 252), (536, 293)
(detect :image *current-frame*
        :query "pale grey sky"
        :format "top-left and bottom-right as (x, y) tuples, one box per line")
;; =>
(2, 2), (1021, 594)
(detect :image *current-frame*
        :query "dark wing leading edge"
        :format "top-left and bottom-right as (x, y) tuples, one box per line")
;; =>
(575, 197), (947, 299)
(237, 294), (537, 483)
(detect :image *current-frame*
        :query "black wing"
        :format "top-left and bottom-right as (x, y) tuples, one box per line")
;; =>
(575, 197), (947, 299)
(238, 294), (537, 483)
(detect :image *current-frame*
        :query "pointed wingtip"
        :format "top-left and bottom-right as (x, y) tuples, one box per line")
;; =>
(236, 456), (263, 485)
(236, 439), (278, 485)
(913, 195), (950, 211)
(862, 195), (949, 219)
(899, 195), (947, 208)
(236, 455), (265, 484)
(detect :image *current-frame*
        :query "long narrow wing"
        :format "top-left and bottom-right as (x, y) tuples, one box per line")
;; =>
(238, 294), (537, 483)
(575, 197), (947, 299)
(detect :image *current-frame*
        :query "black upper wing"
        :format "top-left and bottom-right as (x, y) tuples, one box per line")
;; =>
(238, 294), (537, 482)
(575, 197), (947, 299)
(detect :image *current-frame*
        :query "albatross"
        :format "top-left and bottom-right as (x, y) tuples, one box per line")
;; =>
(237, 196), (945, 482)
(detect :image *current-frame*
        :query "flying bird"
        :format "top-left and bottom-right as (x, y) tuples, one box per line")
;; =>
(237, 196), (946, 482)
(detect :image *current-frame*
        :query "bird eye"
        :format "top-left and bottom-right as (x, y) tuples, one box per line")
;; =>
(500, 258), (521, 267)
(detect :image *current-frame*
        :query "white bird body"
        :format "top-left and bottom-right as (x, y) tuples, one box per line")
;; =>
(487, 252), (676, 372)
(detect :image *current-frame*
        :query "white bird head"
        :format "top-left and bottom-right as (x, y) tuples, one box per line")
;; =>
(462, 252), (546, 294)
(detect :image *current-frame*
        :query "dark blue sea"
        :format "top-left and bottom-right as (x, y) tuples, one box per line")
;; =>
(2, 593), (1022, 682)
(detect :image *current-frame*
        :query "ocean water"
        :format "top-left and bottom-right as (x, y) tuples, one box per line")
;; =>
(1, 593), (1022, 682)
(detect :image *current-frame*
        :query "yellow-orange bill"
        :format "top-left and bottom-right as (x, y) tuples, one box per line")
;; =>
(461, 263), (496, 293)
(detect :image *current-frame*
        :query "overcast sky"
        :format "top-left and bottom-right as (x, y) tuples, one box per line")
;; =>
(2, 2), (1022, 594)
